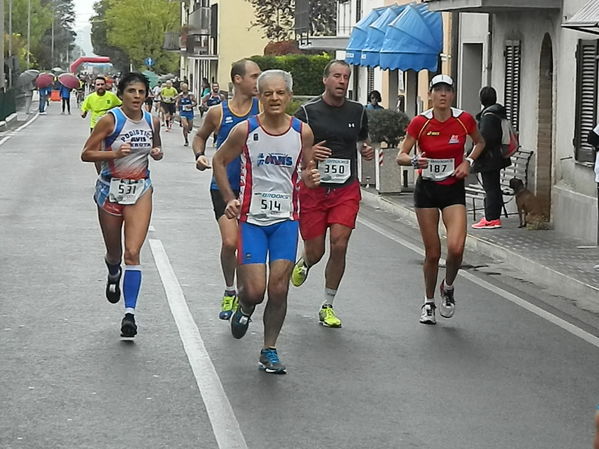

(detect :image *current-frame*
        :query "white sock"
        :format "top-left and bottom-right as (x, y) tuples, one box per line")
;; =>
(424, 295), (434, 304)
(444, 280), (454, 290)
(225, 285), (236, 294)
(125, 307), (135, 315)
(323, 288), (337, 307)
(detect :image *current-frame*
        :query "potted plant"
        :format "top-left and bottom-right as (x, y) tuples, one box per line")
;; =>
(366, 108), (410, 194)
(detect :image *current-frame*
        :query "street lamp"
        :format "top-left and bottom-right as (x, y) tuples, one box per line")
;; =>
(27, 0), (30, 67)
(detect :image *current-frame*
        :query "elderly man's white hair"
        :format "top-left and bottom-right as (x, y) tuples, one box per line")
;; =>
(257, 69), (293, 93)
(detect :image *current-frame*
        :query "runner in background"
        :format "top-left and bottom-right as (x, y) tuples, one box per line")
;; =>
(160, 80), (178, 131)
(192, 59), (261, 321)
(175, 83), (197, 146)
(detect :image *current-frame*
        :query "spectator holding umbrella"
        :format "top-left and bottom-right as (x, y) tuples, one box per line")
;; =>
(38, 85), (51, 114)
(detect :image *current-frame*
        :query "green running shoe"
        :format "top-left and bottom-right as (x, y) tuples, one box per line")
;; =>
(291, 257), (309, 287)
(319, 305), (342, 328)
(219, 293), (236, 320)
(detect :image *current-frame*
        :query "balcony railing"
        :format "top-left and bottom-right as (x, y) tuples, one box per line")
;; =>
(294, 0), (310, 35)
(163, 31), (182, 51)
(186, 34), (214, 56)
(188, 6), (211, 35)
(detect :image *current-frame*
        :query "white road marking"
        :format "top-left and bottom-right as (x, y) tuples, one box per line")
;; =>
(358, 216), (599, 349)
(149, 238), (248, 449)
(0, 114), (39, 146)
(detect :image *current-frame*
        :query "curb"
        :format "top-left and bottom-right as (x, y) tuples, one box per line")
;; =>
(360, 188), (599, 300)
(0, 113), (23, 132)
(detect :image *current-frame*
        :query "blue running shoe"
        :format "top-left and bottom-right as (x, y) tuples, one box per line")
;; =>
(259, 348), (287, 374)
(230, 307), (251, 339)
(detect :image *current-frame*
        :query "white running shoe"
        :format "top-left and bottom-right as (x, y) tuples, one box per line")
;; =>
(439, 281), (455, 319)
(419, 302), (436, 325)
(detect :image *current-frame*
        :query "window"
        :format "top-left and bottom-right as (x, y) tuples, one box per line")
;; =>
(574, 39), (598, 163)
(367, 67), (374, 96)
(504, 40), (521, 133)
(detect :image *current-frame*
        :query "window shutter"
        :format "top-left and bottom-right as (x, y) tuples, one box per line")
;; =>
(504, 40), (521, 133)
(574, 39), (598, 163)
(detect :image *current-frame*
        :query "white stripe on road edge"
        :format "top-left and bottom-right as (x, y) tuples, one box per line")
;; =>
(149, 238), (248, 449)
(0, 114), (39, 146)
(358, 216), (599, 349)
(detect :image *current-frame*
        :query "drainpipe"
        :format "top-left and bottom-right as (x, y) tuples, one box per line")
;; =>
(486, 13), (493, 86)
(352, 0), (361, 101)
(451, 12), (459, 80)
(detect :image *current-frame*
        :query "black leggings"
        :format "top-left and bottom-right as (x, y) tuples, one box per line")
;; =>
(480, 170), (503, 220)
(62, 98), (70, 113)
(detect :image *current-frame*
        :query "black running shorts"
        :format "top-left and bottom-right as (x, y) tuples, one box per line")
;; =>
(210, 188), (240, 220)
(413, 177), (466, 209)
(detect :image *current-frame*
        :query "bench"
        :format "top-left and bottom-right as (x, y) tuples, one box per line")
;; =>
(465, 149), (534, 220)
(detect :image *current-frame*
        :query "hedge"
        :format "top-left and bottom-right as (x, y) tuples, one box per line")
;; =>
(249, 53), (333, 96)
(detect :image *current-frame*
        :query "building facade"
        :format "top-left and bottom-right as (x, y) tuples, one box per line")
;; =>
(176, 0), (268, 97)
(426, 0), (599, 243)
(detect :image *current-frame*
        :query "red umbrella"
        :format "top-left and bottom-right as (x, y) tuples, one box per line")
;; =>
(35, 72), (54, 89)
(58, 72), (80, 90)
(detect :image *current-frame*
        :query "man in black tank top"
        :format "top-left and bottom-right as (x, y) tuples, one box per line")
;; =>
(292, 60), (374, 328)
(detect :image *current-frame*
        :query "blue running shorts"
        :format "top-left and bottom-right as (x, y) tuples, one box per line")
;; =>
(238, 220), (299, 265)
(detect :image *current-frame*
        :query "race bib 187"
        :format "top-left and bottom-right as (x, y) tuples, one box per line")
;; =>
(421, 158), (455, 181)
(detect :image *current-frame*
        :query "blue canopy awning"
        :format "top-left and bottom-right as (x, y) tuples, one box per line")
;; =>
(360, 5), (405, 68)
(379, 3), (443, 72)
(344, 7), (385, 65)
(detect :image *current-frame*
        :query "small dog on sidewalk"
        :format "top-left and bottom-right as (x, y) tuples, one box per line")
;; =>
(509, 177), (550, 229)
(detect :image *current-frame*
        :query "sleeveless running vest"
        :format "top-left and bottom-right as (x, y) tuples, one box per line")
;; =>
(239, 116), (303, 226)
(101, 107), (154, 181)
(179, 94), (194, 116)
(210, 98), (260, 191)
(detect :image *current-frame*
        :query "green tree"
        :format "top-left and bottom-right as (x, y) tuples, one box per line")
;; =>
(95, 0), (180, 74)
(247, 0), (293, 41)
(4, 0), (53, 68)
(246, 0), (337, 41)
(90, 0), (129, 73)
(37, 0), (77, 69)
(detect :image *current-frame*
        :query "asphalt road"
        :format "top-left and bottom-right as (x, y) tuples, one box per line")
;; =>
(1, 104), (598, 449)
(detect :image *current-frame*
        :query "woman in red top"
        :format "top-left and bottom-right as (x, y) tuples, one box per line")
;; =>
(397, 75), (485, 325)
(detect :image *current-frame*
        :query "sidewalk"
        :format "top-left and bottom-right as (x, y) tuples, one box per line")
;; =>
(361, 187), (599, 303)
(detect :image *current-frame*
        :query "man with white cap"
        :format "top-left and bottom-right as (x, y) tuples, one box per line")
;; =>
(396, 74), (485, 325)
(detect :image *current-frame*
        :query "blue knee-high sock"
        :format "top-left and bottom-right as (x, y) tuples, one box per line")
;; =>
(123, 265), (142, 313)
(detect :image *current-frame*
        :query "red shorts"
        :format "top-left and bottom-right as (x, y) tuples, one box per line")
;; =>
(299, 180), (361, 240)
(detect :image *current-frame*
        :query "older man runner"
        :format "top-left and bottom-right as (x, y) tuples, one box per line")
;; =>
(192, 59), (261, 320)
(213, 69), (318, 373)
(291, 60), (374, 328)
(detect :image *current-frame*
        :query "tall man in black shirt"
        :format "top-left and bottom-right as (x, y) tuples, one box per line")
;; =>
(291, 60), (374, 328)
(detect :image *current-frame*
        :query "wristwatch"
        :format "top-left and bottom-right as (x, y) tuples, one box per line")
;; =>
(465, 157), (475, 166)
